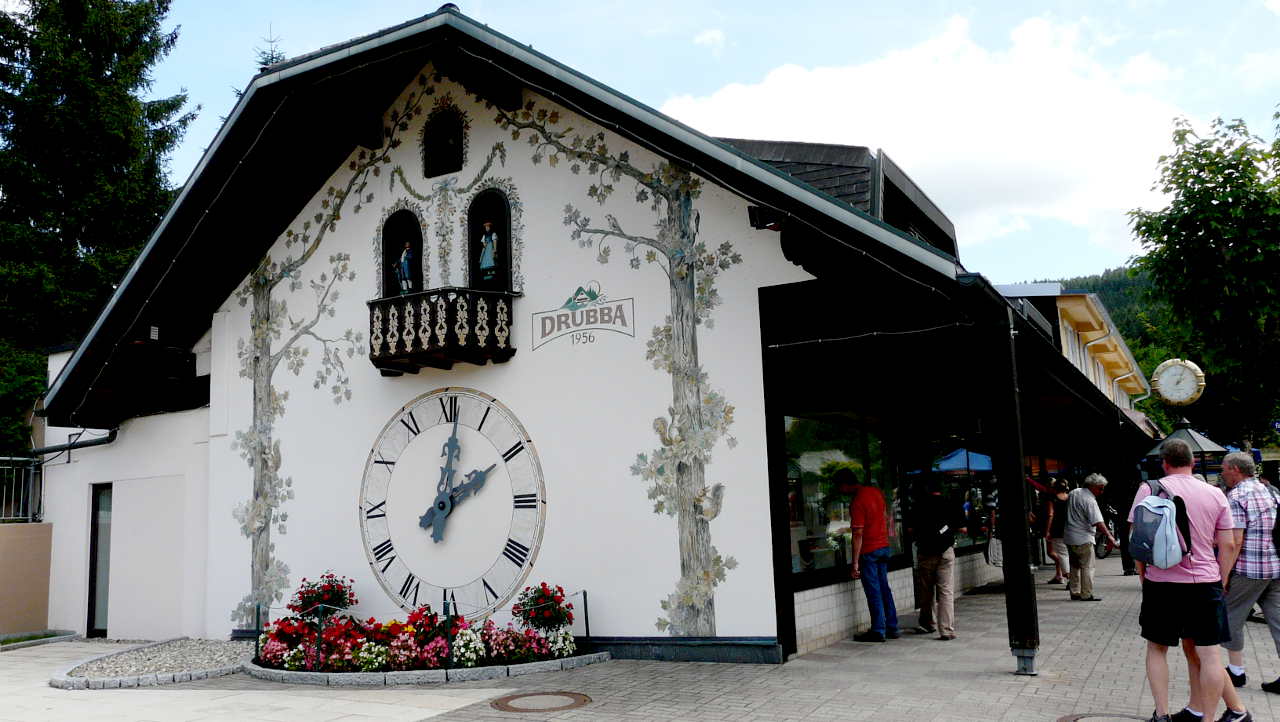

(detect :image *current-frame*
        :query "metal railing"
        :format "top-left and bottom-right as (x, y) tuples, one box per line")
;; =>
(0, 457), (42, 523)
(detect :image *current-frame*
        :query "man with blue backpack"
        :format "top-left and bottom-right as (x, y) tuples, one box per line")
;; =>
(1129, 438), (1245, 722)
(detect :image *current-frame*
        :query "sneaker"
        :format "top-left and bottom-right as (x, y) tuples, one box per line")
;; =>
(1261, 676), (1280, 694)
(938, 634), (956, 641)
(1216, 708), (1252, 722)
(1070, 594), (1082, 600)
(885, 629), (900, 639)
(912, 625), (935, 634)
(1048, 578), (1063, 584)
(1079, 596), (1103, 602)
(1170, 710), (1204, 722)
(853, 631), (885, 643)
(1226, 666), (1247, 687)
(1148, 713), (1171, 722)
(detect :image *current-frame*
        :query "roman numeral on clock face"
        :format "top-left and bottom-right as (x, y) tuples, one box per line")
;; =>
(513, 493), (538, 509)
(399, 574), (420, 605)
(364, 500), (387, 519)
(442, 587), (456, 614)
(371, 538), (395, 572)
(503, 538), (531, 567)
(439, 395), (458, 423)
(482, 578), (498, 603)
(502, 442), (525, 462)
(399, 410), (420, 437)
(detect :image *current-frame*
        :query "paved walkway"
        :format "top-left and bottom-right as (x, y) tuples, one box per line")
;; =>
(7, 557), (1280, 721)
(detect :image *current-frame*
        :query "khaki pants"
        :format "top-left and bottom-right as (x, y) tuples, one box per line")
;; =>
(1068, 543), (1095, 598)
(918, 547), (956, 636)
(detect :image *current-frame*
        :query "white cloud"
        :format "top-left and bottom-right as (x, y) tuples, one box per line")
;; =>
(1266, 0), (1280, 16)
(693, 28), (726, 56)
(661, 15), (1190, 261)
(1237, 48), (1280, 90)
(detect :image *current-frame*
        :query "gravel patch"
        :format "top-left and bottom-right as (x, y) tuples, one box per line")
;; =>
(69, 639), (252, 678)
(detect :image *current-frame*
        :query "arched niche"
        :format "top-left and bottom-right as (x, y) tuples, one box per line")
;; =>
(381, 209), (424, 297)
(467, 189), (511, 291)
(422, 104), (466, 178)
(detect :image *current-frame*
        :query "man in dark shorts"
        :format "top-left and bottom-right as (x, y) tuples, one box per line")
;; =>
(1130, 438), (1245, 722)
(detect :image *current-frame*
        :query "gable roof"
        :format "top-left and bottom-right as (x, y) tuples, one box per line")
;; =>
(43, 4), (962, 428)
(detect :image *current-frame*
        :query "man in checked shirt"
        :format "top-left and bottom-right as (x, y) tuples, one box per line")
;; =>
(1219, 451), (1280, 695)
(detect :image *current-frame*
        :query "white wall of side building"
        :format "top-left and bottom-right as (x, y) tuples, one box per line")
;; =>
(41, 408), (210, 639)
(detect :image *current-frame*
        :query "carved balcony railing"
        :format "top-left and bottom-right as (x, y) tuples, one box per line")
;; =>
(368, 287), (518, 374)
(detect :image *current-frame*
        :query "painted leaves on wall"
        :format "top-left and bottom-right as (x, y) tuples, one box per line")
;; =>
(496, 100), (744, 636)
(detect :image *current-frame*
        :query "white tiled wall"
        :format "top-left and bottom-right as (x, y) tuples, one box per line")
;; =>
(792, 550), (1004, 655)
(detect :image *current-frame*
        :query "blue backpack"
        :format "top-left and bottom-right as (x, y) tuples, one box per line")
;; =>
(1129, 479), (1192, 569)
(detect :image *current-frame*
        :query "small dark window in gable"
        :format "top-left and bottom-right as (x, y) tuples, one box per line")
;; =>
(467, 190), (511, 291)
(382, 210), (424, 297)
(422, 107), (465, 178)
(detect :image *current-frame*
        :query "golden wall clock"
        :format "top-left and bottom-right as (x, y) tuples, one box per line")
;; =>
(1151, 358), (1206, 406)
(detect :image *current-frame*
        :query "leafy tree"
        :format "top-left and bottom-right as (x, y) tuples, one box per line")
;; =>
(0, 0), (196, 452)
(1130, 112), (1280, 446)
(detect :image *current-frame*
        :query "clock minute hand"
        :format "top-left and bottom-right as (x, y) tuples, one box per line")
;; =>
(438, 416), (461, 494)
(450, 464), (497, 506)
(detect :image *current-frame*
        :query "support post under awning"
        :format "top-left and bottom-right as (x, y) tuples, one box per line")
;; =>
(988, 305), (1040, 675)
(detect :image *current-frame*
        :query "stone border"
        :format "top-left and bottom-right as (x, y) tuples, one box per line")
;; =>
(48, 637), (246, 691)
(242, 651), (610, 686)
(0, 630), (76, 653)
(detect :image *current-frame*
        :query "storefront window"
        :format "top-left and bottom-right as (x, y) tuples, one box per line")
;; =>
(784, 416), (905, 577)
(902, 448), (995, 553)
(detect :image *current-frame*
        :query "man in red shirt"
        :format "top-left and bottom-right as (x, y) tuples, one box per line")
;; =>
(838, 468), (899, 642)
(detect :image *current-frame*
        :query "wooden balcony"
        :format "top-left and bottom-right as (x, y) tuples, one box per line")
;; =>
(368, 287), (518, 374)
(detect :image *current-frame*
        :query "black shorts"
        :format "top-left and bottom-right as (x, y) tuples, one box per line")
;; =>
(1139, 579), (1230, 647)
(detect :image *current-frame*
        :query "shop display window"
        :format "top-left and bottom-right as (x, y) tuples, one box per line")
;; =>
(784, 416), (906, 582)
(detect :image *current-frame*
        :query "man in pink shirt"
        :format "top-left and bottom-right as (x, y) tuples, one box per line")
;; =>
(1129, 438), (1243, 722)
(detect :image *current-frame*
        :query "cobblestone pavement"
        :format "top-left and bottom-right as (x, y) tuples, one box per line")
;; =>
(428, 557), (1280, 721)
(8, 557), (1280, 721)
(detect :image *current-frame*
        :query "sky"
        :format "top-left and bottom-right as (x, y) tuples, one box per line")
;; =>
(139, 0), (1280, 284)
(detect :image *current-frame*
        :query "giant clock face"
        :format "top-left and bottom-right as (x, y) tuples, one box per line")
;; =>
(359, 388), (546, 619)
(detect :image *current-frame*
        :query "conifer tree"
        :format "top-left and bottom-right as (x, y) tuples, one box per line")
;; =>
(0, 0), (196, 451)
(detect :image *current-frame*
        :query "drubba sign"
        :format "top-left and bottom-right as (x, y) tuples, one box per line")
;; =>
(532, 282), (635, 349)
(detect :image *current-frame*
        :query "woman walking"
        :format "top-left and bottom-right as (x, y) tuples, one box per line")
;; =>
(1045, 479), (1070, 585)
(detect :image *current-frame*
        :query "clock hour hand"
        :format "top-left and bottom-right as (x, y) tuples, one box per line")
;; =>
(450, 464), (497, 506)
(419, 489), (453, 542)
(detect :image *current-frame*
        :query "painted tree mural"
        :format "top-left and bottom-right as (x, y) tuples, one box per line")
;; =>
(229, 80), (428, 624)
(495, 102), (742, 635)
(230, 78), (510, 625)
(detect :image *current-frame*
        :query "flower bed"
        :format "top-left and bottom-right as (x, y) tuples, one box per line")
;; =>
(256, 577), (577, 674)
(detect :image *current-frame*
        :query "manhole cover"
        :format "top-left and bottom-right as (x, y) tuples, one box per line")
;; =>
(491, 691), (592, 712)
(1056, 715), (1146, 721)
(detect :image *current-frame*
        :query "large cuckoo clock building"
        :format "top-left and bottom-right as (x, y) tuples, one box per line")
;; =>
(36, 5), (1155, 667)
